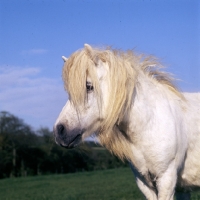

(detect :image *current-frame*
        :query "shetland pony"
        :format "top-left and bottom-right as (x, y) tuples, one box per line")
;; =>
(54, 44), (200, 200)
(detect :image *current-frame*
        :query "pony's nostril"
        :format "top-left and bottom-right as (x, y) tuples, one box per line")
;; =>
(57, 124), (65, 135)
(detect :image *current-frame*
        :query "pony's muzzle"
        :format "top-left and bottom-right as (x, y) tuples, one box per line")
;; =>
(53, 123), (83, 149)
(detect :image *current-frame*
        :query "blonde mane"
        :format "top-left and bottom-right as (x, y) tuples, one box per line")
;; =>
(62, 46), (183, 160)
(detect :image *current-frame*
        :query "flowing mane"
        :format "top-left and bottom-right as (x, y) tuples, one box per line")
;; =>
(62, 46), (184, 160)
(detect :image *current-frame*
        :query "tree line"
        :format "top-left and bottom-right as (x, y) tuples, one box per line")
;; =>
(0, 111), (127, 179)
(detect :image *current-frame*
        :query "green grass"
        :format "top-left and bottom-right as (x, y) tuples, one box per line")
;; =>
(0, 168), (200, 200)
(0, 168), (143, 200)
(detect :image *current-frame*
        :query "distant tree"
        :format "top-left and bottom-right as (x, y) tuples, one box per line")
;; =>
(0, 111), (37, 177)
(37, 127), (54, 151)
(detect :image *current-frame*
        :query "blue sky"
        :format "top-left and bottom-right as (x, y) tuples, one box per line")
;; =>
(0, 0), (199, 130)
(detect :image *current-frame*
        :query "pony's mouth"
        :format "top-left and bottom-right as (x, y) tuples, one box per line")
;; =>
(56, 134), (82, 149)
(60, 134), (82, 149)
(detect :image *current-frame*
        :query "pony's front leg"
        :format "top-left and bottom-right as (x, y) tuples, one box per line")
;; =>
(130, 164), (157, 200)
(136, 176), (158, 200)
(156, 161), (177, 200)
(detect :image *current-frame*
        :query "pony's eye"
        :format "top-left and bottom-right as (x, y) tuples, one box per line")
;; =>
(86, 82), (94, 92)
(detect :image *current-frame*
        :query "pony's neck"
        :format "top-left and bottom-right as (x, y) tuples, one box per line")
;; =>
(122, 71), (173, 138)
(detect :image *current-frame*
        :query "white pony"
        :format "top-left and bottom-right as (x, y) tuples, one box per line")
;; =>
(54, 44), (200, 200)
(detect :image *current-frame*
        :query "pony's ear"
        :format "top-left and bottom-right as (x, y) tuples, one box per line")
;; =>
(84, 44), (93, 54)
(84, 44), (98, 64)
(62, 56), (68, 62)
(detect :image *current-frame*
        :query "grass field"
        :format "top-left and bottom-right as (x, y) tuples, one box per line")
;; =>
(0, 167), (200, 200)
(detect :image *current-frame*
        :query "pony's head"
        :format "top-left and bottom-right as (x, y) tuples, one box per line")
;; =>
(53, 44), (137, 156)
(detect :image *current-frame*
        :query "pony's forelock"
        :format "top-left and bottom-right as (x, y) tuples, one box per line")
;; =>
(62, 50), (101, 110)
